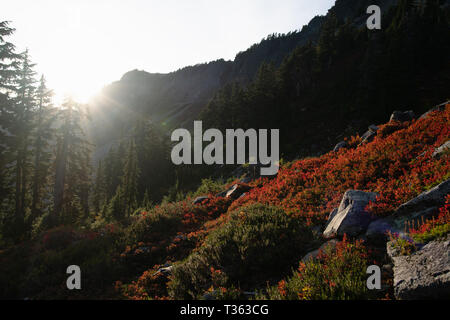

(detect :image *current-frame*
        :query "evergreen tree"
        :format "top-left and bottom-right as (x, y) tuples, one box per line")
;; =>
(141, 189), (152, 210)
(92, 160), (107, 214)
(106, 185), (125, 222)
(122, 140), (139, 217)
(52, 97), (92, 225)
(31, 75), (55, 217)
(10, 50), (37, 228)
(0, 21), (20, 91)
(0, 21), (20, 215)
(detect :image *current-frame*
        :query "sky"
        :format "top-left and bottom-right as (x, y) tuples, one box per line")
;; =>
(2, 0), (335, 103)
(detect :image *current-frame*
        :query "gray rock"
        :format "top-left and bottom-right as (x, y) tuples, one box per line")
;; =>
(226, 184), (239, 198)
(388, 235), (450, 300)
(301, 240), (339, 263)
(192, 196), (209, 205)
(217, 181), (252, 199)
(152, 265), (174, 276)
(367, 179), (450, 239)
(226, 184), (251, 200)
(333, 141), (348, 152)
(432, 140), (450, 159)
(323, 190), (378, 238)
(366, 207), (438, 240)
(328, 208), (338, 221)
(390, 110), (416, 122)
(396, 179), (450, 216)
(360, 125), (379, 144)
(419, 101), (448, 120)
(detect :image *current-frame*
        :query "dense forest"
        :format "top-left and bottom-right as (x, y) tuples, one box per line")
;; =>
(0, 0), (449, 300)
(201, 0), (449, 156)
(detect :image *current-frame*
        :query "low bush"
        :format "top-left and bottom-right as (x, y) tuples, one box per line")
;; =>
(168, 204), (316, 299)
(262, 236), (375, 300)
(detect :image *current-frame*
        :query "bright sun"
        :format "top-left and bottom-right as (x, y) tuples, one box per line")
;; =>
(50, 75), (102, 105)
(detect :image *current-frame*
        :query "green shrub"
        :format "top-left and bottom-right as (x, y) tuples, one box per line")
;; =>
(411, 223), (450, 244)
(189, 178), (228, 198)
(124, 207), (183, 245)
(388, 232), (417, 256)
(261, 236), (374, 300)
(168, 204), (315, 299)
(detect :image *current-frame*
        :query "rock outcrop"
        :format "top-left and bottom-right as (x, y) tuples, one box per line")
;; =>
(432, 140), (450, 159)
(387, 235), (450, 300)
(367, 207), (438, 240)
(360, 125), (379, 145)
(192, 196), (209, 205)
(226, 184), (251, 199)
(152, 264), (174, 277)
(367, 179), (450, 239)
(323, 190), (378, 238)
(216, 183), (252, 200)
(396, 179), (450, 216)
(389, 110), (415, 122)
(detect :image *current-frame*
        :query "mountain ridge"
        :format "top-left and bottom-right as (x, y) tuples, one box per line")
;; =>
(89, 0), (408, 153)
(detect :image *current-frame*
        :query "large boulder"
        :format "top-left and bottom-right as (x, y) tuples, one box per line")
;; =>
(360, 125), (379, 145)
(396, 179), (450, 216)
(366, 179), (450, 239)
(389, 110), (415, 122)
(388, 235), (450, 300)
(432, 140), (450, 159)
(323, 190), (378, 238)
(366, 207), (438, 240)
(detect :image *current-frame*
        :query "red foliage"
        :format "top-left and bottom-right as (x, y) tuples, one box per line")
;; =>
(122, 105), (449, 300)
(231, 105), (450, 222)
(116, 264), (170, 300)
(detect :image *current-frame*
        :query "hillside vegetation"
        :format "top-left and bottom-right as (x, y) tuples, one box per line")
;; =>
(1, 0), (449, 300)
(1, 103), (448, 300)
